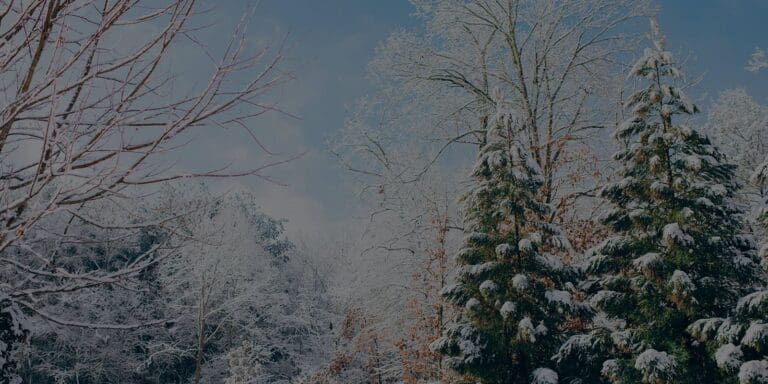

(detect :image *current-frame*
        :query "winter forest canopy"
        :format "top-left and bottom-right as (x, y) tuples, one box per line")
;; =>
(0, 0), (767, 383)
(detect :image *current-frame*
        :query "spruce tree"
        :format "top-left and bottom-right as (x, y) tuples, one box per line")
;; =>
(432, 105), (583, 384)
(558, 21), (761, 384)
(685, 160), (768, 384)
(754, 160), (768, 228)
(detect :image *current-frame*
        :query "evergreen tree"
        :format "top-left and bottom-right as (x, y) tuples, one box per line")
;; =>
(559, 21), (761, 384)
(0, 294), (28, 384)
(432, 105), (583, 384)
(754, 160), (768, 228)
(685, 161), (768, 384)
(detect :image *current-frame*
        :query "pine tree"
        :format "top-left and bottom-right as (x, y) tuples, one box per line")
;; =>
(432, 105), (583, 384)
(0, 294), (29, 384)
(684, 161), (768, 384)
(754, 160), (768, 227)
(559, 21), (761, 384)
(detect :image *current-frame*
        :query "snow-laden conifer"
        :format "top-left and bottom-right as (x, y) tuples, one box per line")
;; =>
(433, 103), (585, 383)
(559, 21), (760, 384)
(686, 157), (768, 384)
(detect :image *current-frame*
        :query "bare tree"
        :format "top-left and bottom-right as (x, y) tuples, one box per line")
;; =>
(147, 186), (296, 384)
(704, 88), (768, 218)
(0, 0), (289, 331)
(335, 0), (652, 229)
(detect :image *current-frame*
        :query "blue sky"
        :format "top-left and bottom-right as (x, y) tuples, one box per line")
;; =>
(189, 1), (768, 235)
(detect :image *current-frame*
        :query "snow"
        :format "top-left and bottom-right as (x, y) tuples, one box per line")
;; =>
(715, 343), (743, 371)
(513, 274), (529, 290)
(669, 270), (696, 295)
(734, 255), (756, 268)
(465, 232), (490, 245)
(531, 367), (558, 384)
(717, 318), (746, 344)
(545, 290), (573, 307)
(738, 360), (768, 384)
(649, 155), (662, 168)
(465, 298), (481, 311)
(518, 317), (537, 343)
(495, 243), (512, 258)
(517, 239), (533, 253)
(616, 117), (640, 138)
(500, 301), (516, 319)
(662, 223), (694, 247)
(459, 261), (498, 277)
(554, 334), (593, 363)
(519, 238), (534, 252)
(687, 318), (724, 342)
(535, 321), (549, 336)
(601, 359), (620, 380)
(684, 155), (703, 171)
(611, 330), (632, 351)
(439, 283), (463, 297)
(630, 47), (657, 77)
(598, 236), (631, 255)
(589, 290), (624, 311)
(696, 197), (715, 208)
(650, 181), (668, 194)
(617, 176), (636, 189)
(479, 280), (498, 295)
(633, 252), (660, 270)
(432, 323), (485, 366)
(634, 349), (677, 383)
(741, 322), (768, 350)
(536, 253), (563, 271)
(676, 88), (696, 114)
(751, 159), (768, 185)
(736, 290), (768, 317)
(747, 46), (768, 72)
(458, 247), (479, 261)
(709, 184), (727, 197)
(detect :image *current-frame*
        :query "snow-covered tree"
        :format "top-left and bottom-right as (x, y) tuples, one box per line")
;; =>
(432, 107), (583, 383)
(396, 208), (455, 384)
(747, 47), (768, 73)
(18, 185), (337, 384)
(0, 2), (290, 379)
(335, 0), (652, 255)
(564, 21), (761, 384)
(752, 157), (768, 229)
(146, 186), (335, 384)
(704, 88), (768, 218)
(0, 294), (28, 384)
(685, 161), (768, 384)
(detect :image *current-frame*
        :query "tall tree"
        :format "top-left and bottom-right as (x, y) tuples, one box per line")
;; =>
(562, 21), (761, 384)
(335, 0), (652, 235)
(432, 106), (582, 383)
(684, 162), (768, 384)
(0, 0), (288, 329)
(704, 88), (768, 219)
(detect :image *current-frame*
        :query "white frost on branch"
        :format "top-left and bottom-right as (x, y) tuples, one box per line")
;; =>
(634, 349), (677, 384)
(531, 367), (559, 384)
(715, 343), (743, 371)
(747, 47), (768, 73)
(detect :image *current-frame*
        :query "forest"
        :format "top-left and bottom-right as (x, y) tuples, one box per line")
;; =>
(1, 0), (767, 383)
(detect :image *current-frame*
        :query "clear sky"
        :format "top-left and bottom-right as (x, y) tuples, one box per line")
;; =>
(189, 0), (768, 236)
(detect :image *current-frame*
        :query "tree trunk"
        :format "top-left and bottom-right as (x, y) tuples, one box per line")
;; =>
(194, 280), (207, 384)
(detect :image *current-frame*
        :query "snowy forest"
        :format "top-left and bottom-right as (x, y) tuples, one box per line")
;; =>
(1, 0), (768, 383)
